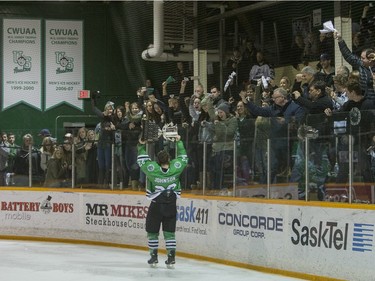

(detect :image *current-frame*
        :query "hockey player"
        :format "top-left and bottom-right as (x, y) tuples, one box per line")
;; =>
(137, 135), (188, 268)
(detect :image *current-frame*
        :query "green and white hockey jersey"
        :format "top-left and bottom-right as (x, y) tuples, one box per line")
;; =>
(137, 141), (188, 200)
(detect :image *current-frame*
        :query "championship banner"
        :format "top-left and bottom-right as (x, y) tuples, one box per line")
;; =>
(2, 19), (42, 110)
(45, 20), (83, 111)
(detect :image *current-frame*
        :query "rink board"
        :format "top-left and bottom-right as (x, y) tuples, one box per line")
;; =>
(0, 188), (374, 280)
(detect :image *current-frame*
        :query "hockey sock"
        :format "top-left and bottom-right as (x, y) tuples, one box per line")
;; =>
(147, 232), (159, 254)
(163, 231), (176, 255)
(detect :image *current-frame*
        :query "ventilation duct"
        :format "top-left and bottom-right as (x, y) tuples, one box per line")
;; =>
(141, 1), (219, 62)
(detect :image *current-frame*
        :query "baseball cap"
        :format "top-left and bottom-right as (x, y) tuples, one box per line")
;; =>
(320, 53), (331, 61)
(38, 129), (51, 137)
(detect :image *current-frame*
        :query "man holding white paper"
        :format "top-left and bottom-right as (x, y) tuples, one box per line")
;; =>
(334, 29), (375, 102)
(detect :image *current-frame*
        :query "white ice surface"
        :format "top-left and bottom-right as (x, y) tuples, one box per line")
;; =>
(0, 240), (305, 281)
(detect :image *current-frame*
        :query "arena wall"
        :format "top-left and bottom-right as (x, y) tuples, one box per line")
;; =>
(0, 188), (374, 280)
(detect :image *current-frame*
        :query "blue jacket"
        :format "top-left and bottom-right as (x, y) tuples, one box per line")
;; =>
(245, 100), (305, 139)
(294, 93), (333, 137)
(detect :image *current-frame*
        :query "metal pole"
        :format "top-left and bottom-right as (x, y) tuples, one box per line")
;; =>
(251, 126), (257, 183)
(72, 143), (76, 188)
(28, 144), (32, 187)
(286, 123), (290, 182)
(266, 138), (271, 199)
(203, 142), (207, 195)
(234, 20), (238, 47)
(232, 139), (237, 197)
(305, 138), (309, 202)
(145, 143), (149, 190)
(183, 129), (188, 189)
(349, 135), (353, 203)
(273, 21), (280, 65)
(260, 21), (264, 52)
(219, 16), (224, 92)
(111, 143), (115, 190)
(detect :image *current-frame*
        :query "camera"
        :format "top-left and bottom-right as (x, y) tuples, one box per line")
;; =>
(297, 125), (319, 140)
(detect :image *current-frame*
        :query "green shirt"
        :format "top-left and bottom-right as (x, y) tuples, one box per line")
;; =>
(137, 141), (188, 200)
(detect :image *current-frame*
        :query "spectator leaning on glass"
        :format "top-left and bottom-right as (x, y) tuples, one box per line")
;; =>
(122, 102), (143, 190)
(291, 80), (333, 200)
(40, 136), (55, 176)
(210, 102), (238, 192)
(12, 134), (42, 186)
(91, 92), (116, 188)
(85, 129), (98, 186)
(74, 127), (89, 186)
(0, 136), (10, 186)
(44, 146), (69, 187)
(241, 87), (305, 183)
(6, 132), (18, 177)
(324, 80), (375, 183)
(195, 95), (215, 189)
(235, 99), (256, 184)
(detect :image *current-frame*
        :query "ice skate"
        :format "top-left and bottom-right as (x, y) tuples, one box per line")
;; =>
(165, 250), (175, 269)
(147, 250), (158, 268)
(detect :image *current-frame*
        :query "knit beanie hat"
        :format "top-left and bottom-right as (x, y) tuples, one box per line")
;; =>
(104, 101), (114, 111)
(216, 102), (230, 115)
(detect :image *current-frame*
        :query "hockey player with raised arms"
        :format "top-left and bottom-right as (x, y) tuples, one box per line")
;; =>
(137, 134), (188, 268)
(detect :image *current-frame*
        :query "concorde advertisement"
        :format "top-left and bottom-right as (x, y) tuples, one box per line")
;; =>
(45, 20), (83, 111)
(2, 19), (42, 111)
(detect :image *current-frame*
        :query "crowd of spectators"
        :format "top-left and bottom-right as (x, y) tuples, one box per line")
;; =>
(1, 11), (375, 200)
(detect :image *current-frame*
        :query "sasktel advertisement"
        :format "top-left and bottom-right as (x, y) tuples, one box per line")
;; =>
(0, 189), (374, 280)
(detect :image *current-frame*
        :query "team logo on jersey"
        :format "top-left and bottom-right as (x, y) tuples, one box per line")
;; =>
(181, 155), (188, 163)
(147, 164), (155, 172)
(174, 162), (182, 169)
